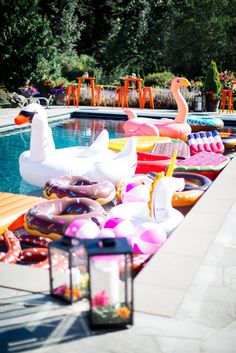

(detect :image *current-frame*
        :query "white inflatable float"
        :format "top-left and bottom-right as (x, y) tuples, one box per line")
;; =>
(15, 104), (137, 187)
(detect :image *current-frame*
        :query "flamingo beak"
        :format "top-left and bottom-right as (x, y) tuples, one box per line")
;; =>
(180, 78), (191, 88)
(14, 114), (30, 125)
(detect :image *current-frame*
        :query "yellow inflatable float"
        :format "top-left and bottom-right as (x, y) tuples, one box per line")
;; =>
(109, 136), (171, 152)
(0, 192), (42, 234)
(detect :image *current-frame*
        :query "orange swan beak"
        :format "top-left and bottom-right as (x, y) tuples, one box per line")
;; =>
(15, 114), (30, 125)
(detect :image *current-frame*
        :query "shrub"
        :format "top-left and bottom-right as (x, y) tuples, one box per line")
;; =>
(144, 71), (175, 88)
(203, 60), (221, 98)
(0, 86), (10, 104)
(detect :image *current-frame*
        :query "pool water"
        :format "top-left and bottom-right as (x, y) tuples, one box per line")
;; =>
(0, 118), (125, 196)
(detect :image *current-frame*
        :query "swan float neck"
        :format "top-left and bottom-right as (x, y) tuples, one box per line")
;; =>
(15, 103), (55, 162)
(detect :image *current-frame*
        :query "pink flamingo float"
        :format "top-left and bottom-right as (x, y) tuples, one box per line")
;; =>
(123, 77), (192, 140)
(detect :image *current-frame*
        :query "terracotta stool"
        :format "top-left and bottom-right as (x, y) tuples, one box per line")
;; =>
(77, 77), (95, 107)
(95, 85), (106, 107)
(113, 86), (125, 107)
(66, 85), (78, 106)
(141, 87), (154, 109)
(219, 90), (234, 113)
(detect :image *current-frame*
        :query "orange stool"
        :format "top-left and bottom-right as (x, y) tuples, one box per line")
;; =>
(113, 86), (125, 107)
(95, 85), (106, 107)
(66, 85), (78, 106)
(141, 87), (154, 109)
(77, 77), (95, 107)
(219, 90), (234, 113)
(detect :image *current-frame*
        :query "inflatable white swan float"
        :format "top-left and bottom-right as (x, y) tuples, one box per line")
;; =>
(15, 103), (137, 187)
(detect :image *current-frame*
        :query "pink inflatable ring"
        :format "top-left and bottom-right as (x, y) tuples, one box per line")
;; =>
(24, 197), (106, 238)
(44, 176), (116, 205)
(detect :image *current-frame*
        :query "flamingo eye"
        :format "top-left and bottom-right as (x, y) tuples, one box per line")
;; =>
(177, 79), (180, 83)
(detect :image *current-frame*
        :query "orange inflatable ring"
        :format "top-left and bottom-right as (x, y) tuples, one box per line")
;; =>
(149, 171), (212, 207)
(24, 197), (106, 239)
(220, 132), (236, 151)
(172, 172), (212, 207)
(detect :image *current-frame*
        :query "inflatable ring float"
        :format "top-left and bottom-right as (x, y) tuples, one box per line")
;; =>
(148, 172), (212, 207)
(220, 132), (236, 151)
(44, 176), (116, 205)
(24, 197), (106, 239)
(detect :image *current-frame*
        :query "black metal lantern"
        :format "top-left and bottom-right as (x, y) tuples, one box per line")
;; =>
(48, 236), (88, 304)
(194, 93), (203, 112)
(84, 237), (133, 328)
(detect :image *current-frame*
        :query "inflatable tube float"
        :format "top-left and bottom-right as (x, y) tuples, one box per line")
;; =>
(123, 77), (192, 140)
(220, 132), (236, 151)
(0, 192), (42, 235)
(0, 229), (21, 264)
(108, 136), (171, 152)
(188, 131), (224, 155)
(24, 197), (106, 239)
(148, 172), (212, 207)
(187, 115), (224, 132)
(14, 103), (118, 187)
(44, 176), (116, 205)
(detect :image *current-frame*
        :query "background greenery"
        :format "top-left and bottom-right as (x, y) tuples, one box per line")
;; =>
(0, 0), (236, 95)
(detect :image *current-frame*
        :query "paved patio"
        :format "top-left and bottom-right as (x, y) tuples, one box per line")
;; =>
(1, 105), (236, 353)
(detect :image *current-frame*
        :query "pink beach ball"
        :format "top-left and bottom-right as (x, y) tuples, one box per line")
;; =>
(65, 219), (100, 239)
(103, 217), (135, 240)
(131, 222), (167, 255)
(121, 182), (150, 203)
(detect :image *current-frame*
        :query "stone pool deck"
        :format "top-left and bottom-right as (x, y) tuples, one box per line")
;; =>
(1, 106), (236, 353)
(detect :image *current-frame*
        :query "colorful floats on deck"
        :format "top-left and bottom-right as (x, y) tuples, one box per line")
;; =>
(14, 103), (137, 187)
(123, 77), (192, 140)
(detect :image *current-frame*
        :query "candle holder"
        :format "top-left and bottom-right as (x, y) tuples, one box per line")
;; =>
(48, 235), (89, 304)
(84, 238), (133, 328)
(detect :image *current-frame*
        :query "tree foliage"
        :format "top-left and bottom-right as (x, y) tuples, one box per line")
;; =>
(0, 0), (236, 89)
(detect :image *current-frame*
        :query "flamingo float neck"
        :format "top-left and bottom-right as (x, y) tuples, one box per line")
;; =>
(171, 77), (190, 124)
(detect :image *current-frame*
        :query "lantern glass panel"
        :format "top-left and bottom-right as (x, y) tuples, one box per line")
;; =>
(49, 240), (89, 303)
(89, 253), (133, 327)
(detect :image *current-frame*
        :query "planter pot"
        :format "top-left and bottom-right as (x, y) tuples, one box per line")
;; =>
(205, 96), (220, 112)
(55, 93), (66, 105)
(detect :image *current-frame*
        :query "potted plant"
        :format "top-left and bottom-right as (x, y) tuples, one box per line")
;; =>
(50, 82), (66, 105)
(203, 60), (222, 112)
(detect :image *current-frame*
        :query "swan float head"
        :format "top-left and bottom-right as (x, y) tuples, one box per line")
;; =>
(15, 103), (55, 162)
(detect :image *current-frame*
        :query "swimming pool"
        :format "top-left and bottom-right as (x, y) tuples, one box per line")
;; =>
(0, 118), (125, 195)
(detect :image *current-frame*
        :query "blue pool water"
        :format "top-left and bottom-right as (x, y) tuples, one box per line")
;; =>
(0, 118), (125, 196)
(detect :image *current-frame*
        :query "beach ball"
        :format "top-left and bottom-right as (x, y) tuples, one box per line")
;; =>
(103, 217), (135, 240)
(96, 228), (116, 239)
(131, 222), (167, 255)
(121, 182), (150, 203)
(65, 219), (100, 239)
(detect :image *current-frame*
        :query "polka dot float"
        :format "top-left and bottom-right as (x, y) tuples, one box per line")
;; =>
(103, 217), (135, 239)
(65, 219), (100, 239)
(130, 222), (167, 255)
(121, 182), (150, 203)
